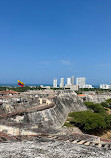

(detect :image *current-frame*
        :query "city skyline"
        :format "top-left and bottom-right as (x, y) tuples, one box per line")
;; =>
(0, 0), (111, 85)
(0, 75), (111, 86)
(53, 76), (92, 86)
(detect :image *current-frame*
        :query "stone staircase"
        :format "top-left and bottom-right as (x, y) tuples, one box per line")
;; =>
(45, 133), (111, 150)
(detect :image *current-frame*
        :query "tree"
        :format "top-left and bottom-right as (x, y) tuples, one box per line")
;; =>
(69, 111), (106, 133)
(84, 102), (106, 113)
(101, 102), (109, 108)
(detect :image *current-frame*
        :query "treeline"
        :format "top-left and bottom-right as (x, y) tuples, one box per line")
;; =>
(76, 88), (111, 94)
(65, 99), (111, 134)
(0, 86), (43, 92)
(0, 86), (66, 92)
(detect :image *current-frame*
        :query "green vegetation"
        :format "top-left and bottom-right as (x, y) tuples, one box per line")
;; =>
(100, 99), (111, 109)
(101, 102), (109, 108)
(63, 122), (73, 127)
(76, 88), (111, 95)
(0, 86), (65, 92)
(68, 111), (106, 132)
(106, 98), (111, 108)
(84, 102), (106, 113)
(0, 86), (43, 92)
(64, 100), (111, 134)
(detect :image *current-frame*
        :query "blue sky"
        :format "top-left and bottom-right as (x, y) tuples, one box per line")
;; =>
(0, 0), (111, 85)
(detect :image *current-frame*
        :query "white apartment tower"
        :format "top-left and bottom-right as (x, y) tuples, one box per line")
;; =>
(76, 77), (86, 87)
(59, 78), (64, 88)
(53, 78), (57, 88)
(71, 76), (74, 85)
(67, 78), (72, 85)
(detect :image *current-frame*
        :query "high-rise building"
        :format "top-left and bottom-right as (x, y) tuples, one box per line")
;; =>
(76, 77), (86, 88)
(53, 78), (57, 88)
(59, 78), (64, 88)
(67, 78), (72, 85)
(71, 76), (74, 85)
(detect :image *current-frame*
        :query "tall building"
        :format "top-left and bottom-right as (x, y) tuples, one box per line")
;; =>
(64, 76), (78, 91)
(53, 78), (57, 88)
(67, 78), (72, 85)
(76, 77), (86, 88)
(59, 78), (64, 88)
(71, 76), (74, 85)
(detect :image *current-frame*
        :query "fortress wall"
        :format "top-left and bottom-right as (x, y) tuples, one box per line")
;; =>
(84, 95), (111, 103)
(25, 92), (87, 130)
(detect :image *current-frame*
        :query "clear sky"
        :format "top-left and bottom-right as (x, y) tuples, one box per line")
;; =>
(0, 0), (111, 85)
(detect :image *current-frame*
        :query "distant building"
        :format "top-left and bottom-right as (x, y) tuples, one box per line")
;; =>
(53, 78), (57, 88)
(67, 78), (72, 85)
(100, 84), (111, 89)
(64, 84), (79, 91)
(70, 85), (78, 91)
(59, 78), (64, 88)
(83, 91), (96, 95)
(76, 77), (86, 87)
(65, 76), (75, 89)
(80, 84), (93, 89)
(71, 76), (74, 85)
(76, 77), (93, 89)
(40, 85), (50, 89)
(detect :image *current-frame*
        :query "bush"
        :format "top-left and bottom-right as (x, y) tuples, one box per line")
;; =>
(101, 113), (111, 128)
(68, 111), (107, 132)
(63, 122), (73, 127)
(106, 98), (111, 105)
(101, 102), (109, 108)
(84, 102), (106, 113)
(67, 101), (111, 134)
(106, 99), (111, 109)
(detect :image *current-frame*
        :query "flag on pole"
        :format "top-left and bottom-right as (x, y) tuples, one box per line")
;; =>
(17, 80), (25, 87)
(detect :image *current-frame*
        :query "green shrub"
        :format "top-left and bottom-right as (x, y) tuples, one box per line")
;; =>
(106, 98), (111, 105)
(101, 102), (109, 108)
(69, 111), (107, 132)
(63, 122), (73, 127)
(101, 113), (111, 128)
(67, 101), (111, 134)
(84, 102), (106, 113)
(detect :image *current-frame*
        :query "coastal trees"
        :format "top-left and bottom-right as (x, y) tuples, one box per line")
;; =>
(65, 100), (111, 134)
(100, 99), (111, 109)
(101, 102), (109, 108)
(106, 98), (111, 108)
(84, 102), (106, 113)
(68, 111), (106, 132)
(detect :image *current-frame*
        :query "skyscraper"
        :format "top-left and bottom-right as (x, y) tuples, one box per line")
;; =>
(59, 78), (64, 88)
(53, 78), (57, 88)
(67, 78), (72, 85)
(71, 76), (74, 85)
(76, 77), (86, 87)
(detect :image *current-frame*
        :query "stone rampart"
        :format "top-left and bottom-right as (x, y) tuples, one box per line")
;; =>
(83, 94), (111, 103)
(26, 91), (87, 130)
